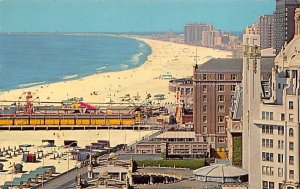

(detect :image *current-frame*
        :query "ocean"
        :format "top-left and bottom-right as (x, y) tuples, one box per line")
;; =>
(0, 33), (151, 91)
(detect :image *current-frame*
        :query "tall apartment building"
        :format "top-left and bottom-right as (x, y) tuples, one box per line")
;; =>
(274, 0), (300, 54)
(243, 8), (300, 189)
(184, 23), (213, 45)
(259, 15), (275, 49)
(192, 58), (273, 149)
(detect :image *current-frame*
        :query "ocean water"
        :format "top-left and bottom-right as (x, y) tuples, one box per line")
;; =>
(0, 34), (151, 91)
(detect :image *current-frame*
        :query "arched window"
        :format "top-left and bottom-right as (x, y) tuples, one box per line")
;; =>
(289, 128), (294, 137)
(287, 187), (294, 189)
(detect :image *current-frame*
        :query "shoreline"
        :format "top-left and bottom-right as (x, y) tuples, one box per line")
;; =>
(0, 34), (151, 91)
(0, 37), (232, 104)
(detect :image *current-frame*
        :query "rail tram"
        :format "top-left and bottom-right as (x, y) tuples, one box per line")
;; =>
(0, 114), (137, 126)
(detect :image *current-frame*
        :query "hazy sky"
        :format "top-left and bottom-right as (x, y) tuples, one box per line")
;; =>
(0, 0), (275, 32)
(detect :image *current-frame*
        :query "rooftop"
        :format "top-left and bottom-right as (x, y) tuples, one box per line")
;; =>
(193, 164), (248, 178)
(155, 131), (195, 139)
(195, 57), (274, 73)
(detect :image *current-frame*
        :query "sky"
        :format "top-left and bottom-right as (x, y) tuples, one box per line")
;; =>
(0, 0), (275, 33)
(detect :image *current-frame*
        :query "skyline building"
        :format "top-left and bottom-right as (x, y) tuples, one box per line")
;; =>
(184, 23), (214, 45)
(259, 15), (275, 49)
(274, 0), (300, 54)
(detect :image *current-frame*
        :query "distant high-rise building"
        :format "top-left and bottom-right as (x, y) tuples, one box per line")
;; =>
(259, 15), (275, 49)
(184, 23), (213, 45)
(274, 0), (300, 53)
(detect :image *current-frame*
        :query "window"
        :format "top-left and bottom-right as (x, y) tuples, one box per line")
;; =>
(262, 111), (273, 120)
(203, 116), (207, 123)
(278, 154), (283, 163)
(278, 126), (284, 135)
(269, 182), (274, 189)
(289, 156), (294, 165)
(231, 74), (237, 80)
(270, 126), (273, 134)
(262, 166), (274, 176)
(263, 139), (273, 148)
(289, 114), (294, 122)
(279, 183), (283, 189)
(289, 142), (294, 151)
(289, 170), (294, 179)
(218, 85), (224, 92)
(270, 139), (273, 148)
(203, 126), (207, 133)
(262, 166), (267, 175)
(218, 74), (224, 80)
(203, 74), (207, 80)
(263, 181), (268, 189)
(281, 113), (285, 121)
(218, 116), (224, 123)
(289, 128), (294, 137)
(278, 83), (281, 89)
(270, 112), (273, 120)
(218, 105), (225, 112)
(278, 140), (284, 149)
(278, 168), (283, 177)
(230, 85), (236, 92)
(218, 95), (224, 102)
(262, 125), (266, 133)
(289, 101), (294, 109)
(218, 137), (225, 143)
(218, 126), (225, 133)
(203, 95), (207, 102)
(203, 85), (207, 92)
(262, 152), (274, 162)
(203, 105), (207, 113)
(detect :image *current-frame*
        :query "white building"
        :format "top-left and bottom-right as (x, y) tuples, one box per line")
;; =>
(243, 8), (300, 189)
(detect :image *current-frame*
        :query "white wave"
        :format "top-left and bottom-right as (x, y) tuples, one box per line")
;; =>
(19, 81), (46, 88)
(96, 66), (107, 71)
(62, 74), (78, 80)
(138, 43), (145, 48)
(120, 64), (129, 69)
(131, 52), (143, 64)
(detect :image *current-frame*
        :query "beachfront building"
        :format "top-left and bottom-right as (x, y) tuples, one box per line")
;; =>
(259, 15), (275, 50)
(192, 57), (273, 151)
(184, 23), (213, 45)
(274, 0), (300, 54)
(134, 131), (210, 158)
(243, 9), (300, 188)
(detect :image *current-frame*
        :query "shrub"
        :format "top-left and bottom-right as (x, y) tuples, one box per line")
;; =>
(135, 159), (210, 170)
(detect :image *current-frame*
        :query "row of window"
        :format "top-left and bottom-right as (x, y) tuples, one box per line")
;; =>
(262, 169), (295, 179)
(263, 181), (294, 189)
(202, 85), (237, 92)
(202, 74), (238, 80)
(262, 139), (294, 151)
(202, 105), (225, 113)
(202, 126), (225, 133)
(202, 136), (226, 143)
(202, 94), (235, 103)
(262, 152), (295, 165)
(262, 125), (294, 137)
(202, 116), (225, 123)
(262, 111), (295, 122)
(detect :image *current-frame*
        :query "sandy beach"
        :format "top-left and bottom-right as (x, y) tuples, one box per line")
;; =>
(0, 129), (154, 185)
(0, 37), (231, 104)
